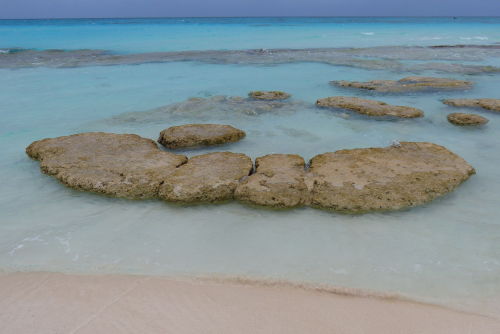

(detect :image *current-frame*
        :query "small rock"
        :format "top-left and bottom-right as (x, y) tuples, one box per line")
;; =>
(235, 154), (309, 208)
(158, 152), (253, 203)
(331, 76), (472, 92)
(26, 132), (187, 199)
(248, 91), (291, 100)
(447, 113), (489, 126)
(316, 96), (424, 118)
(308, 142), (475, 213)
(442, 98), (500, 112)
(158, 124), (245, 149)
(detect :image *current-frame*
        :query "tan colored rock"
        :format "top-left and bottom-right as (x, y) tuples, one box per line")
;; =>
(158, 124), (245, 149)
(331, 76), (472, 93)
(159, 152), (253, 203)
(442, 98), (500, 112)
(316, 96), (423, 118)
(447, 113), (489, 126)
(248, 91), (291, 100)
(26, 132), (187, 199)
(308, 142), (475, 213)
(235, 154), (309, 208)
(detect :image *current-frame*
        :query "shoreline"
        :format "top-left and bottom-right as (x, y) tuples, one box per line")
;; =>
(1, 271), (499, 333)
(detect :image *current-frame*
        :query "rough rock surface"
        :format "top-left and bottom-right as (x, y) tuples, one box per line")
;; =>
(26, 132), (187, 199)
(158, 152), (253, 203)
(235, 154), (309, 208)
(447, 113), (489, 126)
(308, 142), (475, 213)
(316, 96), (424, 118)
(442, 98), (500, 112)
(331, 76), (473, 92)
(158, 124), (245, 149)
(248, 91), (291, 100)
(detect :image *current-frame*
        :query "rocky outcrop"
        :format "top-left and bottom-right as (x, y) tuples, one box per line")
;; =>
(26, 132), (187, 199)
(308, 142), (475, 213)
(316, 96), (424, 118)
(442, 98), (500, 112)
(158, 152), (253, 203)
(331, 76), (473, 93)
(158, 124), (245, 149)
(447, 113), (489, 126)
(248, 91), (291, 100)
(235, 154), (309, 208)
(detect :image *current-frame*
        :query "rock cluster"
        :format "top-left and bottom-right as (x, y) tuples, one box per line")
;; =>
(447, 113), (489, 126)
(442, 98), (500, 112)
(248, 91), (291, 100)
(316, 96), (424, 118)
(27, 133), (475, 213)
(26, 132), (187, 199)
(331, 76), (473, 93)
(158, 124), (245, 149)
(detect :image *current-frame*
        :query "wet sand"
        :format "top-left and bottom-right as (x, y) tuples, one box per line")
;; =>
(1, 272), (498, 334)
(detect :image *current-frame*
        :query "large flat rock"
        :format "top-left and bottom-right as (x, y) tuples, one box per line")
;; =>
(158, 124), (245, 149)
(443, 98), (500, 112)
(26, 132), (187, 199)
(308, 142), (475, 213)
(235, 154), (309, 208)
(159, 152), (253, 203)
(331, 76), (472, 93)
(316, 96), (424, 118)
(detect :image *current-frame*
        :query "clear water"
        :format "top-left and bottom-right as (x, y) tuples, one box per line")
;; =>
(1, 17), (500, 316)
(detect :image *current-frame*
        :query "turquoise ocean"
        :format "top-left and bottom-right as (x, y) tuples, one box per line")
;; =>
(1, 17), (500, 315)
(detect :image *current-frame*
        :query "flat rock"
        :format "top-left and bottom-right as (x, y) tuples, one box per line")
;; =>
(158, 152), (253, 203)
(26, 132), (187, 199)
(447, 113), (489, 126)
(316, 96), (424, 118)
(158, 124), (245, 149)
(235, 154), (309, 208)
(248, 91), (291, 100)
(442, 98), (500, 112)
(308, 142), (475, 213)
(331, 76), (472, 92)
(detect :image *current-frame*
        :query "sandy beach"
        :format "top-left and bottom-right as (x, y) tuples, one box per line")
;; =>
(1, 271), (499, 334)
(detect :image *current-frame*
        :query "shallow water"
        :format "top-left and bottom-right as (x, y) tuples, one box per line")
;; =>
(1, 18), (500, 316)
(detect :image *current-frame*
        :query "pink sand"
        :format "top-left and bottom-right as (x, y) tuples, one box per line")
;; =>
(1, 271), (499, 334)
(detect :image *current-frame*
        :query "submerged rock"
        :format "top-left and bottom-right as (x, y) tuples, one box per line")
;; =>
(316, 96), (424, 118)
(308, 142), (475, 213)
(26, 132), (187, 199)
(248, 91), (291, 100)
(447, 113), (489, 126)
(235, 154), (309, 208)
(158, 152), (252, 203)
(158, 124), (245, 149)
(331, 76), (473, 93)
(442, 98), (500, 112)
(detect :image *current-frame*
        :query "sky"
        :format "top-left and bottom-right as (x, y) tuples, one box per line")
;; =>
(1, 0), (499, 19)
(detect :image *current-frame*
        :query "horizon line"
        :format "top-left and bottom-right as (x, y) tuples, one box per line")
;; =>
(2, 15), (500, 20)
